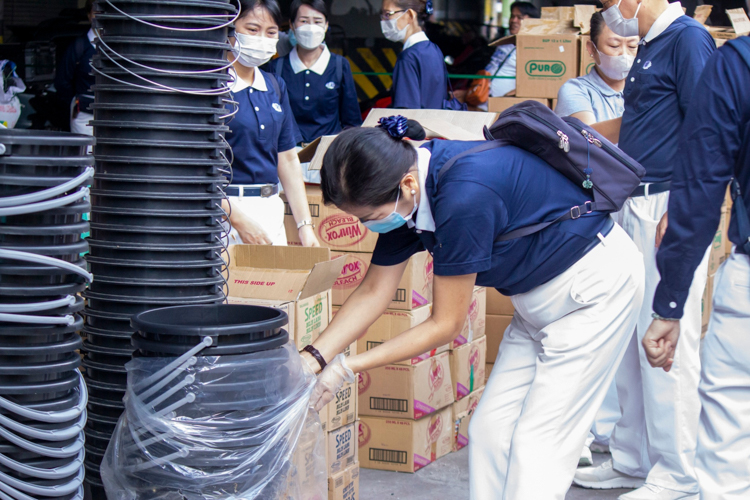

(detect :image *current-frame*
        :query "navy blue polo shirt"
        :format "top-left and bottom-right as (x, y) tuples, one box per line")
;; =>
(619, 16), (715, 182)
(391, 37), (449, 109)
(272, 48), (362, 144)
(226, 69), (301, 185)
(371, 141), (611, 295)
(654, 38), (750, 318)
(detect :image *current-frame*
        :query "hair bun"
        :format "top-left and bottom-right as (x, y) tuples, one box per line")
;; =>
(425, 0), (434, 16)
(378, 115), (408, 139)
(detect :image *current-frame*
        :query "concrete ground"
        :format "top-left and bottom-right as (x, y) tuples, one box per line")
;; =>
(360, 448), (633, 500)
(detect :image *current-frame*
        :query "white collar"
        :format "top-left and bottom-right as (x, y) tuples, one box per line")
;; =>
(403, 31), (429, 51)
(411, 148), (436, 232)
(644, 2), (684, 43)
(290, 45), (331, 75)
(230, 67), (268, 92)
(87, 28), (95, 43)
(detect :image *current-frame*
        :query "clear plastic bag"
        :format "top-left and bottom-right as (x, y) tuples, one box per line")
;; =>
(100, 342), (327, 500)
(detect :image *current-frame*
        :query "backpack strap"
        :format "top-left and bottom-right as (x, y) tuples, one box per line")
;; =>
(438, 140), (600, 242)
(275, 57), (284, 77)
(335, 54), (343, 90)
(265, 70), (282, 100)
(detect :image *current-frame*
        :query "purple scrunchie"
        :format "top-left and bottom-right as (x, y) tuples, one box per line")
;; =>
(378, 115), (408, 140)
(425, 0), (434, 15)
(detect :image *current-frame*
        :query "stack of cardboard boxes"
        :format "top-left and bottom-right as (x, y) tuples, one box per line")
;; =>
(225, 245), (360, 499)
(702, 190), (734, 337)
(485, 288), (515, 381)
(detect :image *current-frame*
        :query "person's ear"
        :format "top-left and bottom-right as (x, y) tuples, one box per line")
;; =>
(587, 39), (599, 64)
(401, 172), (419, 196)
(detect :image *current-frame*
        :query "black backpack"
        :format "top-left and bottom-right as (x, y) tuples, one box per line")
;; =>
(438, 100), (646, 241)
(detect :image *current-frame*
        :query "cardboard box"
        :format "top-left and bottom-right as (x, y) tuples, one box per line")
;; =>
(283, 185), (380, 252)
(574, 5), (598, 34)
(358, 407), (454, 473)
(486, 314), (512, 363)
(353, 305), (449, 365)
(289, 410), (328, 500)
(451, 287), (487, 349)
(702, 273), (716, 336)
(693, 4), (712, 25)
(321, 381), (358, 433)
(358, 352), (453, 419)
(578, 35), (595, 76)
(298, 135), (337, 172)
(328, 463), (359, 500)
(708, 209), (728, 275)
(452, 387), (485, 451)
(487, 97), (549, 113)
(363, 108), (499, 141)
(492, 19), (580, 99)
(541, 6), (575, 21)
(486, 288), (514, 315)
(449, 336), (487, 400)
(227, 245), (345, 349)
(707, 8), (750, 42)
(331, 251), (433, 310)
(328, 422), (358, 476)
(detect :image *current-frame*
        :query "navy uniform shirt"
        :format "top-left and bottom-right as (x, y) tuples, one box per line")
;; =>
(226, 69), (301, 185)
(272, 46), (362, 144)
(391, 32), (449, 110)
(619, 8), (715, 182)
(654, 38), (750, 318)
(371, 141), (611, 295)
(55, 28), (96, 112)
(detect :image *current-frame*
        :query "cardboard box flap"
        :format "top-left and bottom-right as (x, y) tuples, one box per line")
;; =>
(489, 34), (515, 47)
(233, 244), (331, 270)
(518, 18), (579, 35)
(299, 135), (338, 171)
(728, 8), (750, 35)
(693, 4), (712, 25)
(299, 256), (346, 299)
(363, 108), (497, 141)
(574, 5), (598, 33)
(542, 6), (575, 20)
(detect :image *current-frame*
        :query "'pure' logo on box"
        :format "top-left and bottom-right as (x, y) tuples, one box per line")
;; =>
(525, 60), (566, 77)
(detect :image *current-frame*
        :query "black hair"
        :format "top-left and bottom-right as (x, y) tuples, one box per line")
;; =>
(589, 11), (606, 46)
(238, 0), (283, 28)
(390, 0), (433, 26)
(85, 0), (94, 15)
(321, 120), (425, 208)
(290, 0), (328, 23)
(509, 1), (541, 19)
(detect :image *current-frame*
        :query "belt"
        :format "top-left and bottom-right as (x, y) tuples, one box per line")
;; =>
(582, 217), (615, 256)
(630, 181), (671, 198)
(225, 184), (279, 198)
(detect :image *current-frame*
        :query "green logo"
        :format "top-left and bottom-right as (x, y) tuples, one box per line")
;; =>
(586, 62), (595, 74)
(525, 60), (567, 77)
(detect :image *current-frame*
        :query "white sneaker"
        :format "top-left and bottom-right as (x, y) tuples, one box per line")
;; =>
(579, 446), (593, 467)
(573, 459), (645, 490)
(618, 484), (699, 500)
(590, 442), (610, 454)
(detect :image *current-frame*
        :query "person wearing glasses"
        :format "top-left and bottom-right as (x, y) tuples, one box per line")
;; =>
(572, 0), (715, 499)
(380, 0), (449, 109)
(223, 0), (319, 247)
(270, 0), (361, 145)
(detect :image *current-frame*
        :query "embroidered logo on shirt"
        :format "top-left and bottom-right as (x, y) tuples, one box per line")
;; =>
(643, 61), (652, 70)
(272, 103), (282, 112)
(325, 81), (336, 90)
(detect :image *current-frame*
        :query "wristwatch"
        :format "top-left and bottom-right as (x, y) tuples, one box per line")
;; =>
(297, 219), (314, 230)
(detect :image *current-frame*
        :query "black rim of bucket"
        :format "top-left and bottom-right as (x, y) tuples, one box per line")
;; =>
(0, 335), (82, 357)
(0, 129), (95, 147)
(0, 315), (84, 336)
(86, 238), (223, 251)
(0, 155), (92, 167)
(0, 371), (80, 396)
(82, 290), (225, 305)
(132, 329), (289, 357)
(132, 304), (287, 337)
(94, 154), (227, 166)
(0, 222), (90, 236)
(85, 254), (224, 269)
(0, 282), (86, 297)
(0, 352), (81, 375)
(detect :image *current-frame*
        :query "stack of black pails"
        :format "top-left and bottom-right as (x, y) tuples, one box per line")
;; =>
(0, 131), (94, 500)
(83, 1), (237, 496)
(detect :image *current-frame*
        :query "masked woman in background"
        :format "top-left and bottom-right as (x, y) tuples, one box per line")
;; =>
(223, 0), (319, 246)
(380, 0), (449, 109)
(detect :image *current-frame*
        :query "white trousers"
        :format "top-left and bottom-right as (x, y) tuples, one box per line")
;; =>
(227, 194), (287, 246)
(589, 379), (621, 447)
(469, 222), (644, 499)
(696, 250), (750, 500)
(610, 191), (709, 494)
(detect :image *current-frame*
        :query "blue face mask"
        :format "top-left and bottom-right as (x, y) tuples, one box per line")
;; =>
(362, 188), (417, 234)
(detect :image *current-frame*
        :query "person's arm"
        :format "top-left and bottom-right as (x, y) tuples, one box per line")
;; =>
(554, 79), (596, 125)
(339, 58), (363, 129)
(277, 148), (319, 247)
(673, 26), (716, 116)
(644, 47), (743, 371)
(221, 199), (272, 244)
(591, 117), (621, 143)
(391, 55), (421, 109)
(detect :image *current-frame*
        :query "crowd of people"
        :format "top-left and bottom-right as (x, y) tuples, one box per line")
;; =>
(57, 0), (748, 498)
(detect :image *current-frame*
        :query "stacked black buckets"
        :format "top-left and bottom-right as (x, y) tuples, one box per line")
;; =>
(83, 0), (237, 495)
(0, 131), (94, 500)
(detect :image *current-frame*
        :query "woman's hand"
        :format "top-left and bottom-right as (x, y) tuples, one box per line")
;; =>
(298, 225), (320, 247)
(310, 354), (355, 411)
(232, 209), (273, 245)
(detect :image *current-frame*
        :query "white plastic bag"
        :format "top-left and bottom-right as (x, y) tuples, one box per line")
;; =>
(100, 342), (327, 500)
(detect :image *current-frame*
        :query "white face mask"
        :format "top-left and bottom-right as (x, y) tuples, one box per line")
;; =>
(232, 32), (279, 68)
(294, 24), (326, 49)
(602, 0), (641, 38)
(594, 47), (635, 81)
(380, 12), (409, 43)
